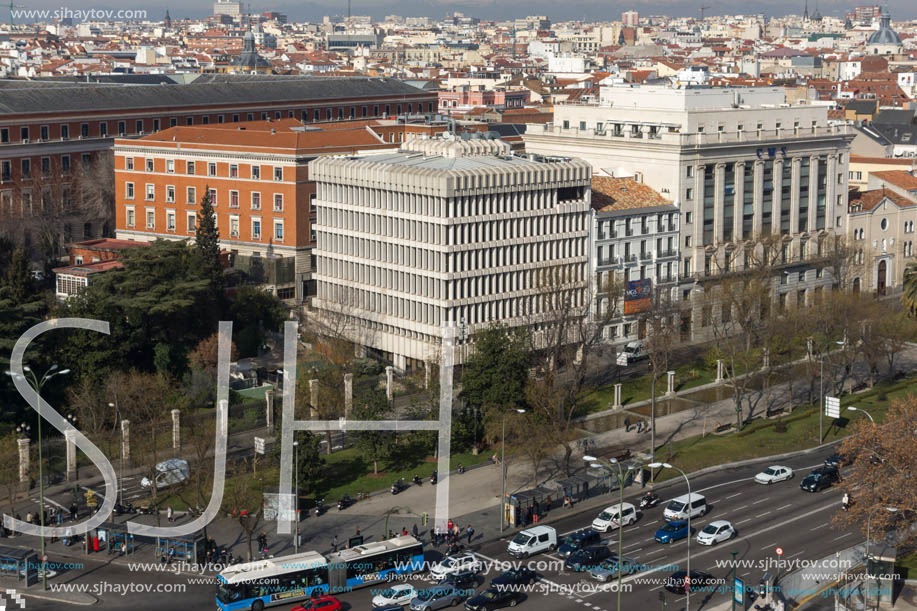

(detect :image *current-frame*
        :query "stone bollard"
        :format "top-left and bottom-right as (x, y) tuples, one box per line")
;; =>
(344, 373), (353, 418)
(613, 383), (622, 409)
(121, 419), (130, 465)
(716, 359), (725, 384)
(18, 437), (29, 491)
(309, 379), (319, 419)
(666, 371), (676, 396)
(762, 348), (770, 370)
(65, 429), (77, 481)
(386, 366), (394, 401)
(172, 409), (181, 449)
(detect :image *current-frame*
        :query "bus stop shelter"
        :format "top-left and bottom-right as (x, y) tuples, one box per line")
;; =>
(156, 534), (206, 563)
(507, 487), (554, 528)
(0, 545), (39, 587)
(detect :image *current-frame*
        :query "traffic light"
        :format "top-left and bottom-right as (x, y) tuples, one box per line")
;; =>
(421, 512), (428, 526)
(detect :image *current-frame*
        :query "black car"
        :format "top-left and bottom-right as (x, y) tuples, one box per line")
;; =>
(557, 528), (602, 559)
(664, 570), (718, 594)
(824, 452), (850, 468)
(464, 588), (524, 611)
(800, 466), (839, 492)
(491, 568), (538, 589)
(564, 545), (611, 571)
(439, 569), (478, 589)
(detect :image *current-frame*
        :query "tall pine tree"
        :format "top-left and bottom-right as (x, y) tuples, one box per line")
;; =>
(195, 186), (223, 289)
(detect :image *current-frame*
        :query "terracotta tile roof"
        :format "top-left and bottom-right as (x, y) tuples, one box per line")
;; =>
(53, 260), (125, 276)
(871, 170), (917, 191)
(591, 177), (672, 212)
(849, 188), (916, 212)
(850, 155), (917, 165)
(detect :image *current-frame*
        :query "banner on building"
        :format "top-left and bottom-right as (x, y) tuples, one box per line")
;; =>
(623, 279), (653, 314)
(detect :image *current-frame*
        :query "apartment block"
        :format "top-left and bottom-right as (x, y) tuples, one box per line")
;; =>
(309, 137), (592, 370)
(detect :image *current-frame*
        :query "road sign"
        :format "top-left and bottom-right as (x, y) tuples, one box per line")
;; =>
(775, 547), (784, 556)
(734, 577), (744, 604)
(825, 396), (840, 419)
(254, 436), (266, 455)
(617, 353), (629, 367)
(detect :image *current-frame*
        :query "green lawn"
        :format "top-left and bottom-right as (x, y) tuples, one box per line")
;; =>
(580, 361), (717, 414)
(896, 551), (917, 580)
(648, 376), (916, 483)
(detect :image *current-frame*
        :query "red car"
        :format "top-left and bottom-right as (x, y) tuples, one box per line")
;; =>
(290, 595), (342, 611)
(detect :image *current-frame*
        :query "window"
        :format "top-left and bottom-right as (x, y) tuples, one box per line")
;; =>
(170, 118), (177, 127)
(230, 190), (239, 208)
(881, 218), (888, 231)
(274, 220), (284, 241)
(685, 235), (692, 248)
(686, 187), (693, 200)
(136, 119), (144, 133)
(81, 123), (89, 138)
(686, 165), (694, 178)
(685, 211), (693, 224)
(187, 186), (196, 204)
(185, 117), (193, 126)
(0, 128), (7, 143)
(0, 161), (8, 182)
(40, 125), (49, 140)
(208, 163), (216, 176)
(251, 192), (261, 210)
(146, 209), (155, 229)
(166, 210), (176, 231)
(21, 158), (32, 179)
(274, 193), (283, 211)
(252, 165), (260, 180)
(146, 158), (154, 172)
(40, 157), (50, 176)
(166, 185), (175, 202)
(274, 166), (283, 181)
(117, 121), (126, 135)
(187, 161), (195, 175)
(252, 218), (261, 239)
(153, 119), (160, 131)
(125, 182), (134, 199)
(126, 157), (134, 170)
(166, 160), (174, 173)
(208, 188), (217, 206)
(145, 184), (155, 200)
(62, 155), (71, 173)
(187, 212), (196, 233)
(229, 164), (238, 178)
(126, 206), (135, 228)
(20, 127), (28, 142)
(229, 215), (239, 237)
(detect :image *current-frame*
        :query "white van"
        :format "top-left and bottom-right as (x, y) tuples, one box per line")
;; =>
(617, 341), (648, 364)
(663, 493), (707, 521)
(592, 502), (638, 532)
(507, 525), (557, 558)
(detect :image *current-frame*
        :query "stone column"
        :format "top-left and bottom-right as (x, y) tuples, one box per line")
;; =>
(309, 379), (319, 419)
(265, 389), (275, 432)
(18, 437), (29, 490)
(65, 429), (77, 481)
(613, 383), (622, 409)
(121, 419), (130, 465)
(762, 348), (770, 371)
(713, 162), (726, 244)
(807, 155), (819, 233)
(753, 160), (764, 237)
(772, 158), (784, 236)
(733, 161), (745, 241)
(171, 409), (181, 449)
(666, 371), (676, 396)
(574, 345), (584, 365)
(806, 337), (815, 362)
(790, 157), (802, 235)
(693, 164), (705, 256)
(424, 360), (432, 390)
(385, 366), (394, 401)
(343, 373), (353, 417)
(826, 153), (839, 231)
(716, 359), (725, 383)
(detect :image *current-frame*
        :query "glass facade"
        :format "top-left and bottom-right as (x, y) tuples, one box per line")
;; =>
(742, 163), (754, 238)
(762, 160), (773, 235)
(798, 158), (809, 233)
(702, 165), (715, 245)
(780, 161), (792, 235)
(723, 163), (735, 242)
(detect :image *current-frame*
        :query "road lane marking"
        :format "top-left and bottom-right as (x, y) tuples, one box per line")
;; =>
(735, 519), (752, 525)
(752, 498), (770, 505)
(788, 551), (805, 559)
(756, 512), (772, 518)
(726, 493), (742, 499)
(735, 505), (749, 511)
(760, 542), (778, 551)
(810, 524), (829, 531)
(833, 533), (853, 541)
(776, 504), (792, 511)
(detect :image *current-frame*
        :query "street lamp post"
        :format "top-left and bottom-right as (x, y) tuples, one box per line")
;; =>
(847, 406), (876, 425)
(500, 408), (526, 533)
(6, 364), (70, 592)
(650, 462), (692, 611)
(820, 340), (846, 443)
(730, 550), (738, 611)
(293, 439), (299, 554)
(584, 454), (630, 611)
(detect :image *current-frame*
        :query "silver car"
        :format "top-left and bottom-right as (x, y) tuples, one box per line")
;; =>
(589, 556), (640, 582)
(410, 585), (467, 611)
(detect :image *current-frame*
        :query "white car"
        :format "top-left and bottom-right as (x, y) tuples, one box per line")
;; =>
(429, 552), (482, 580)
(754, 465), (793, 485)
(696, 520), (736, 546)
(373, 583), (417, 608)
(592, 502), (638, 532)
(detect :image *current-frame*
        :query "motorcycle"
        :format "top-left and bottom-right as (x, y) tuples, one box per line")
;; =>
(639, 493), (660, 510)
(338, 495), (353, 511)
(113, 501), (135, 516)
(412, 475), (422, 487)
(313, 498), (325, 517)
(391, 479), (408, 495)
(140, 504), (158, 516)
(431, 470), (438, 486)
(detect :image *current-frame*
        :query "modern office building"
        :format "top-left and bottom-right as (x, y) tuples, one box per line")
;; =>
(524, 84), (855, 332)
(213, 0), (243, 17)
(590, 176), (680, 343)
(309, 137), (592, 370)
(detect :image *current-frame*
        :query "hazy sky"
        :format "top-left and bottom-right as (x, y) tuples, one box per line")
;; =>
(25, 0), (917, 23)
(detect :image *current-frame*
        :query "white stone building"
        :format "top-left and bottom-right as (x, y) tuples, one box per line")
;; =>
(309, 137), (592, 371)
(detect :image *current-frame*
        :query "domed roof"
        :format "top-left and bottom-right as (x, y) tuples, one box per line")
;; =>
(867, 9), (902, 45)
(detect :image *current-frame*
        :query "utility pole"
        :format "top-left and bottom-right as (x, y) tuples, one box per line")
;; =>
(731, 550), (738, 611)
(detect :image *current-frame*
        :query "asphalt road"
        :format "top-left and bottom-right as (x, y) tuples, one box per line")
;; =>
(19, 445), (860, 611)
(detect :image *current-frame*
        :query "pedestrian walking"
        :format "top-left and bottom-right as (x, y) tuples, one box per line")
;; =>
(167, 505), (174, 523)
(167, 546), (175, 564)
(332, 535), (338, 552)
(466, 525), (474, 544)
(412, 523), (419, 538)
(401, 527), (408, 537)
(624, 416), (631, 432)
(69, 503), (77, 521)
(25, 512), (32, 525)
(355, 527), (361, 537)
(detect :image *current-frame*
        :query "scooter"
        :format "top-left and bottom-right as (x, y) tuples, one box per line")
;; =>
(140, 504), (158, 516)
(113, 501), (135, 516)
(412, 475), (422, 487)
(313, 498), (325, 516)
(338, 495), (353, 511)
(639, 493), (660, 510)
(431, 470), (438, 486)
(391, 479), (408, 495)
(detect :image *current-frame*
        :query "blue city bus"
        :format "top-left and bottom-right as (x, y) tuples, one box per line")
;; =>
(216, 536), (424, 611)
